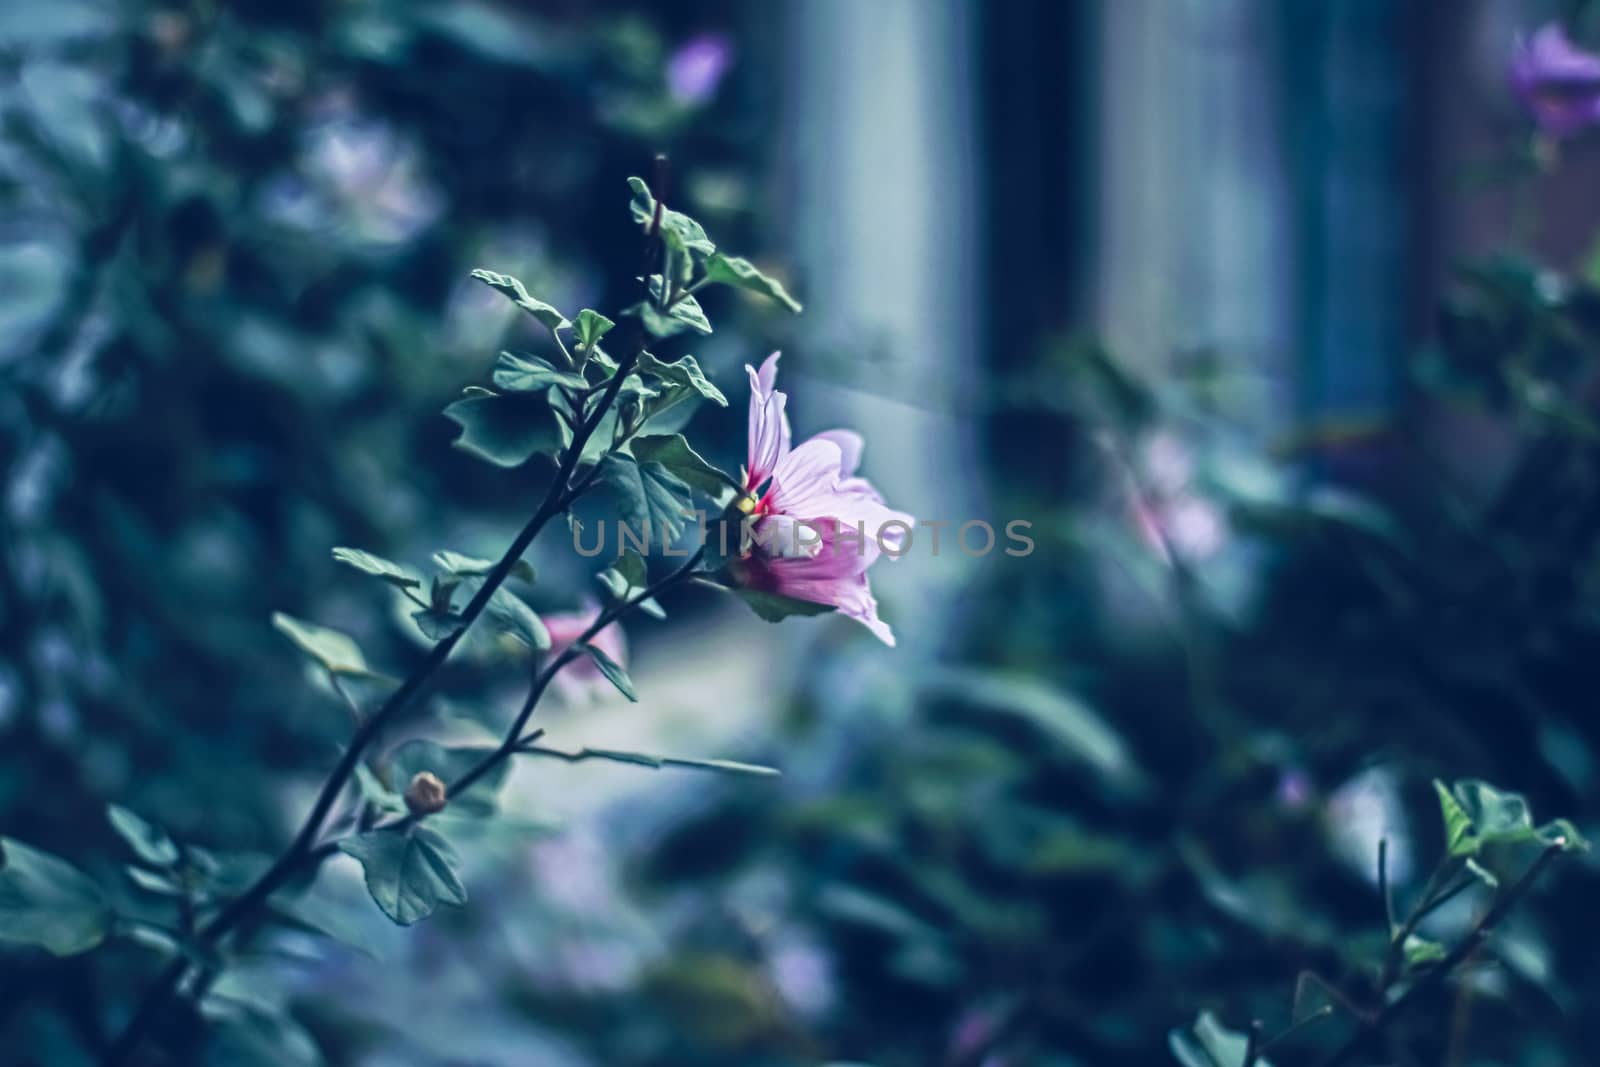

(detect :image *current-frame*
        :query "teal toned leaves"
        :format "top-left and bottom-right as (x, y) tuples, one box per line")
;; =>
(271, 613), (368, 675)
(469, 269), (569, 331)
(640, 276), (712, 337)
(1434, 778), (1590, 858)
(596, 548), (665, 619)
(626, 176), (715, 255)
(733, 588), (836, 623)
(1168, 1011), (1273, 1067)
(573, 309), (614, 352)
(635, 350), (728, 406)
(579, 641), (636, 701)
(339, 827), (467, 926)
(107, 805), (179, 867)
(704, 253), (803, 313)
(443, 391), (567, 469)
(485, 587), (550, 650)
(331, 547), (421, 590)
(492, 352), (586, 393)
(1434, 779), (1476, 858)
(599, 453), (692, 541)
(630, 433), (735, 497)
(0, 837), (114, 956)
(432, 550), (535, 584)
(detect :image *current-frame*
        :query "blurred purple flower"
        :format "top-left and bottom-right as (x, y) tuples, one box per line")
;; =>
(542, 602), (628, 703)
(667, 32), (733, 105)
(1511, 23), (1600, 137)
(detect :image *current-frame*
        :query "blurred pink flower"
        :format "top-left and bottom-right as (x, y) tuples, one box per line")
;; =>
(542, 601), (627, 702)
(732, 352), (912, 646)
(1511, 23), (1600, 137)
(667, 32), (733, 105)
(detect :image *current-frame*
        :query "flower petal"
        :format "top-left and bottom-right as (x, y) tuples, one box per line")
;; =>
(745, 352), (790, 489)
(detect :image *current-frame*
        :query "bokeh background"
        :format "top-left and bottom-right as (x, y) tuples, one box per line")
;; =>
(6, 0), (1600, 1064)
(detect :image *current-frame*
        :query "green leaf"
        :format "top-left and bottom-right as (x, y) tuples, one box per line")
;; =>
(410, 609), (462, 641)
(703, 253), (803, 313)
(1168, 1011), (1273, 1067)
(599, 453), (692, 542)
(469, 268), (570, 331)
(331, 547), (421, 590)
(1403, 934), (1448, 967)
(635, 350), (728, 407)
(339, 827), (467, 926)
(0, 837), (113, 956)
(443, 390), (567, 469)
(637, 276), (712, 337)
(629, 433), (735, 498)
(266, 894), (380, 961)
(573, 309), (615, 352)
(1434, 779), (1478, 857)
(389, 740), (509, 817)
(125, 866), (183, 896)
(596, 548), (665, 619)
(485, 587), (550, 650)
(579, 642), (636, 702)
(271, 612), (369, 676)
(492, 351), (587, 393)
(107, 805), (179, 867)
(431, 550), (535, 584)
(626, 177), (715, 255)
(732, 587), (836, 623)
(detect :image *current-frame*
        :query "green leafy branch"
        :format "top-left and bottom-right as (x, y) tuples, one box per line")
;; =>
(54, 166), (801, 1064)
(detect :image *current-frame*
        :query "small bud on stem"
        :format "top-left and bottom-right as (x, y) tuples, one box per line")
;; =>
(404, 771), (448, 816)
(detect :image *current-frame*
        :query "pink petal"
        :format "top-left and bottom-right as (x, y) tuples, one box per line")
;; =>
(811, 429), (864, 476)
(745, 352), (790, 489)
(768, 437), (845, 516)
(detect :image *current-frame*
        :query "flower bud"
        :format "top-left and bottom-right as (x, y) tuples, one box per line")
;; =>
(403, 771), (448, 816)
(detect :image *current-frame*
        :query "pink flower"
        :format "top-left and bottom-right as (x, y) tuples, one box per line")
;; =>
(667, 32), (733, 106)
(732, 352), (912, 645)
(542, 602), (628, 702)
(1511, 23), (1600, 137)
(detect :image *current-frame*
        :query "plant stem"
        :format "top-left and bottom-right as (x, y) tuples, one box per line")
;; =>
(104, 166), (675, 1067)
(1321, 844), (1563, 1067)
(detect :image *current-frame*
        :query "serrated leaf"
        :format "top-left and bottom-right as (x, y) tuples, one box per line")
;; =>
(599, 453), (692, 542)
(579, 642), (636, 701)
(339, 827), (467, 926)
(732, 587), (837, 623)
(492, 352), (587, 393)
(485, 587), (550, 650)
(626, 177), (715, 255)
(596, 548), (665, 619)
(331, 547), (421, 590)
(573, 309), (615, 351)
(635, 350), (727, 406)
(703, 253), (803, 313)
(0, 837), (113, 956)
(431, 550), (535, 584)
(271, 612), (368, 675)
(443, 390), (567, 469)
(390, 740), (509, 817)
(107, 804), (179, 867)
(469, 269), (570, 331)
(629, 433), (735, 497)
(1434, 778), (1477, 857)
